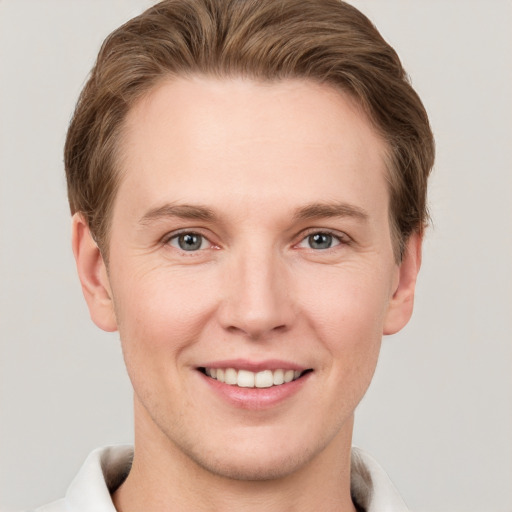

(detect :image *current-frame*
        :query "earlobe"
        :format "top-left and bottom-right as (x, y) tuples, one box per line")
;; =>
(383, 233), (423, 335)
(71, 213), (118, 332)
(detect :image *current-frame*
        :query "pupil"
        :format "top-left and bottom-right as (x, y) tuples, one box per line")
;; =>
(309, 233), (332, 249)
(179, 233), (202, 251)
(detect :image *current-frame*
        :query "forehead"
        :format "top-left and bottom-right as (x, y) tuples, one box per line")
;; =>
(116, 76), (389, 220)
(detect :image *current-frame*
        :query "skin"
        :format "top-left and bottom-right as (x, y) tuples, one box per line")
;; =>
(73, 77), (421, 512)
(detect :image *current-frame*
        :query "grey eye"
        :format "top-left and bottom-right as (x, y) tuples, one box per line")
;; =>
(170, 233), (207, 251)
(308, 233), (333, 249)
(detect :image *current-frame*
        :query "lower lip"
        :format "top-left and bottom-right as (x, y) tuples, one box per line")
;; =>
(199, 371), (311, 410)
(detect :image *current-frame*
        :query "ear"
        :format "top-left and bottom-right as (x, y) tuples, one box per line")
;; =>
(71, 213), (118, 332)
(383, 233), (423, 335)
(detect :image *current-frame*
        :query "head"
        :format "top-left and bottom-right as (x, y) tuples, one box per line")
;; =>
(65, 0), (434, 264)
(68, 0), (434, 488)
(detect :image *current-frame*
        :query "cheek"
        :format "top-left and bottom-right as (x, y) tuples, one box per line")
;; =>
(111, 265), (218, 361)
(111, 269), (220, 413)
(298, 263), (392, 337)
(295, 262), (392, 398)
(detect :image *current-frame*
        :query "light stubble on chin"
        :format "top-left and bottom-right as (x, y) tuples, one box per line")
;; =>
(156, 414), (350, 484)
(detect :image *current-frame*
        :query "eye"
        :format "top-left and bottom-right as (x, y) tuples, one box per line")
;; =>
(168, 232), (210, 251)
(298, 232), (342, 250)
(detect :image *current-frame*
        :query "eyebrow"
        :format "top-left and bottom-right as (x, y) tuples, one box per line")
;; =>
(292, 202), (369, 222)
(138, 201), (369, 226)
(138, 203), (217, 225)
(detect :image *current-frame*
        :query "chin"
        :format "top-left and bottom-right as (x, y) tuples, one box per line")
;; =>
(188, 445), (318, 482)
(170, 424), (337, 482)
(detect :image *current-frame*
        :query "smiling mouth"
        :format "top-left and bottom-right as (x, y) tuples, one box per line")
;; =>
(199, 367), (312, 388)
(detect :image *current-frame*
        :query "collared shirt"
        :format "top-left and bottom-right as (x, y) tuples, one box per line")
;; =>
(32, 445), (408, 512)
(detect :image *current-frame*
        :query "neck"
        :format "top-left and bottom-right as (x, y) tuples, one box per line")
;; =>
(113, 400), (358, 512)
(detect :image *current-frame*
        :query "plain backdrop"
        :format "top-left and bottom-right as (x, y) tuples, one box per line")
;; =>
(1, 1), (511, 511)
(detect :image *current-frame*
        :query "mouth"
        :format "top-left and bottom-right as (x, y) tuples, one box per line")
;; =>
(198, 367), (312, 388)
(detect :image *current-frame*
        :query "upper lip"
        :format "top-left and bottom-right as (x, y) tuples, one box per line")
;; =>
(198, 359), (310, 372)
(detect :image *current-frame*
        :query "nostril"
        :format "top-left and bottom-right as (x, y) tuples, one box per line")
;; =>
(225, 323), (289, 340)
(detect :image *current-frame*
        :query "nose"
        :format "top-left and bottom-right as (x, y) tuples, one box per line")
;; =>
(218, 245), (295, 340)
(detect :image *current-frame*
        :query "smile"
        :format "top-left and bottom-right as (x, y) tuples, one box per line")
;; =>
(200, 368), (310, 388)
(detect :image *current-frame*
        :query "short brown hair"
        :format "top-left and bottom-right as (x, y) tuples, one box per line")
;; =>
(65, 0), (434, 261)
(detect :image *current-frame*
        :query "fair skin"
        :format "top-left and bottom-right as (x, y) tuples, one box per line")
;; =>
(73, 77), (421, 512)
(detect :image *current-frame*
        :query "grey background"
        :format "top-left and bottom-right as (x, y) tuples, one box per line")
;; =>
(1, 1), (511, 511)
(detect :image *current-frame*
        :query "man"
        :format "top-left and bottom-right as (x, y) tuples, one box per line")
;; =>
(36, 0), (434, 510)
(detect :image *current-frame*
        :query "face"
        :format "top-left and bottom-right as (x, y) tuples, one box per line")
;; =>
(75, 77), (420, 481)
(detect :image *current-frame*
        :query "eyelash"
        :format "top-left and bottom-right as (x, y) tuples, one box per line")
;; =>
(162, 228), (350, 253)
(296, 229), (350, 251)
(163, 230), (215, 252)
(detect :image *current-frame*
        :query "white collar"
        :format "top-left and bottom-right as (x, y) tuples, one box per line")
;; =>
(350, 447), (409, 512)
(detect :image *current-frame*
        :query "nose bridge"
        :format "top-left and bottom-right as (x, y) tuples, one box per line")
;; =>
(221, 239), (292, 339)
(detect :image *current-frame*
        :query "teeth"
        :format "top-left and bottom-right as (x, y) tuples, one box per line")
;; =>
(225, 368), (237, 385)
(204, 367), (305, 388)
(254, 370), (273, 388)
(273, 369), (284, 385)
(284, 370), (294, 383)
(237, 370), (255, 388)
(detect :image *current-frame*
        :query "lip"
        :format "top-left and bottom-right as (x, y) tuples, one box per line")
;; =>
(196, 359), (312, 410)
(198, 358), (308, 372)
